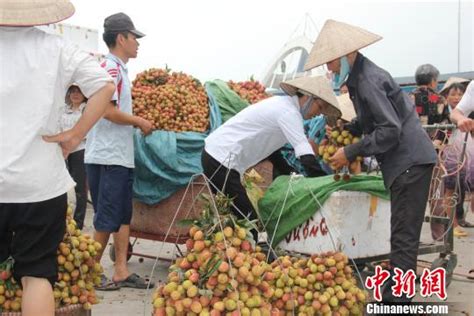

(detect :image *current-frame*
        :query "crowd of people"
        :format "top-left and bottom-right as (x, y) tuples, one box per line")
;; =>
(1, 1), (473, 315)
(201, 20), (474, 304)
(410, 64), (473, 238)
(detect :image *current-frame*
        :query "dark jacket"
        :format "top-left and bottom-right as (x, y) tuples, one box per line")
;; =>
(344, 53), (437, 188)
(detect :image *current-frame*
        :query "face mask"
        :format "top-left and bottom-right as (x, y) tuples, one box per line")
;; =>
(300, 96), (314, 118)
(332, 56), (351, 89)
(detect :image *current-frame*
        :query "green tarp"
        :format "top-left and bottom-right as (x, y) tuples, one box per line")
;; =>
(204, 79), (249, 123)
(258, 174), (390, 246)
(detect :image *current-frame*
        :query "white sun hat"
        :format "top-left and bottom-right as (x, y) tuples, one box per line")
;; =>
(280, 75), (341, 119)
(304, 19), (382, 71)
(336, 93), (356, 122)
(439, 77), (470, 95)
(0, 0), (75, 27)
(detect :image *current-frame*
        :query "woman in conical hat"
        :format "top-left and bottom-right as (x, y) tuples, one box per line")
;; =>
(441, 81), (474, 233)
(305, 19), (437, 303)
(428, 80), (472, 242)
(203, 76), (340, 242)
(270, 81), (347, 179)
(440, 77), (470, 97)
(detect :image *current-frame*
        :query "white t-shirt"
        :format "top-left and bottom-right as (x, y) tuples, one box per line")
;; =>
(204, 95), (314, 175)
(60, 103), (86, 152)
(0, 27), (112, 203)
(457, 81), (474, 115)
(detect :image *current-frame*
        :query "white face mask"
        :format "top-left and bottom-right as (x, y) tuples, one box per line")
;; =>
(300, 96), (314, 118)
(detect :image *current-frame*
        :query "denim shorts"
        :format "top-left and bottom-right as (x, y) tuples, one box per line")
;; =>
(86, 164), (133, 232)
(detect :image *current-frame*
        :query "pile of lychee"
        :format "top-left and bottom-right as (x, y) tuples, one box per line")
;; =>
(132, 67), (209, 132)
(0, 260), (21, 313)
(228, 79), (270, 105)
(152, 220), (367, 315)
(0, 208), (103, 313)
(269, 253), (367, 315)
(54, 208), (103, 310)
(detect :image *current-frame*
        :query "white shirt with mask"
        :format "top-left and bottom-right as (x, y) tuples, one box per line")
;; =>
(0, 27), (111, 203)
(204, 95), (314, 176)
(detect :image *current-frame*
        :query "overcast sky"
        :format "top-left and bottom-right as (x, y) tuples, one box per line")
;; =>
(67, 0), (473, 82)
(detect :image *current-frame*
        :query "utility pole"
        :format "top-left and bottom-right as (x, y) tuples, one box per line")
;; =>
(457, 0), (461, 72)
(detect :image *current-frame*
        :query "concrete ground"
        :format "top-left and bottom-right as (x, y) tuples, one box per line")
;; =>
(74, 197), (474, 316)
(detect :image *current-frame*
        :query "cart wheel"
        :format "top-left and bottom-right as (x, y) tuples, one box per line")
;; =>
(109, 242), (133, 263)
(431, 254), (457, 287)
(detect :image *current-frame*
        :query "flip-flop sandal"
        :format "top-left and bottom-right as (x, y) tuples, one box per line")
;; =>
(115, 273), (154, 289)
(468, 269), (474, 280)
(96, 274), (121, 291)
(454, 228), (468, 237)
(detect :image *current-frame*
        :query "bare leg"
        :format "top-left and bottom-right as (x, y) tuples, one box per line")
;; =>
(93, 231), (111, 261)
(446, 189), (468, 236)
(112, 224), (131, 282)
(444, 189), (459, 227)
(21, 277), (54, 316)
(429, 169), (446, 241)
(470, 192), (474, 214)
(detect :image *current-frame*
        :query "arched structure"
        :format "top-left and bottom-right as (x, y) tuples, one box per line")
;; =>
(261, 35), (325, 90)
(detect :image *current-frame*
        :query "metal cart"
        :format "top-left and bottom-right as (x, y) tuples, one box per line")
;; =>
(354, 124), (465, 285)
(108, 161), (274, 262)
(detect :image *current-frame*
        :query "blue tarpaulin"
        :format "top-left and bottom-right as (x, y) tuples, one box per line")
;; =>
(281, 115), (327, 175)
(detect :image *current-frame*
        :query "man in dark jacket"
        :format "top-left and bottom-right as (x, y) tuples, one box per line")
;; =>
(304, 20), (437, 303)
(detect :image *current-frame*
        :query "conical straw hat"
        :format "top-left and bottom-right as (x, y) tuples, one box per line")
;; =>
(336, 93), (356, 122)
(304, 19), (382, 71)
(280, 76), (341, 119)
(0, 0), (74, 26)
(439, 77), (470, 95)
